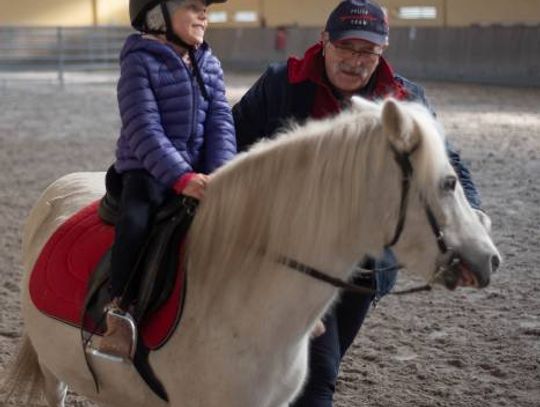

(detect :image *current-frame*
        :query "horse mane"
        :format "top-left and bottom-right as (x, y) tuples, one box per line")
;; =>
(187, 99), (448, 302)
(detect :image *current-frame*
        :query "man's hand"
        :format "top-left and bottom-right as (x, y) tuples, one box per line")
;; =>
(310, 320), (326, 339)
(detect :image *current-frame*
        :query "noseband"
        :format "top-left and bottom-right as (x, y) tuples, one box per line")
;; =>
(280, 146), (459, 295)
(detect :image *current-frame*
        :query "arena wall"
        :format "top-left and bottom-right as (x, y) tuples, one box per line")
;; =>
(1, 0), (539, 27)
(205, 26), (540, 86)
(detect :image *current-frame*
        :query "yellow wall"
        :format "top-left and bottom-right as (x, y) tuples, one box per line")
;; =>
(0, 0), (539, 27)
(0, 0), (95, 26)
(263, 0), (339, 27)
(97, 0), (130, 26)
(381, 0), (445, 27)
(212, 0), (540, 28)
(446, 0), (540, 26)
(207, 0), (262, 28)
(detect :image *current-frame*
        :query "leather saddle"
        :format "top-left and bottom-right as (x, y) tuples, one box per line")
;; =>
(81, 170), (198, 402)
(83, 189), (197, 329)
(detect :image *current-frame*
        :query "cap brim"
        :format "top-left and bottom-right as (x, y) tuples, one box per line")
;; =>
(330, 30), (388, 47)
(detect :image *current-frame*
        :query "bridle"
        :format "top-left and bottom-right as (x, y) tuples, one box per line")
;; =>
(279, 146), (460, 296)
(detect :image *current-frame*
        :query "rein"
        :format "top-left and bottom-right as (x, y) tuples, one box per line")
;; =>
(280, 147), (453, 297)
(278, 256), (376, 295)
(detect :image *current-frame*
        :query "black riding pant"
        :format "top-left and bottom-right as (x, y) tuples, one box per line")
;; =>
(109, 169), (171, 298)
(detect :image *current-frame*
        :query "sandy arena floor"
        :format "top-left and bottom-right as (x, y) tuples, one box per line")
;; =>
(0, 73), (539, 406)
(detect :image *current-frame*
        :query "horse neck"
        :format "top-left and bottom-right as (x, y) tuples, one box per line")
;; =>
(183, 115), (401, 336)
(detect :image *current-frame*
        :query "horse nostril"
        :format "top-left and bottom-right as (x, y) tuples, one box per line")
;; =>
(491, 255), (501, 273)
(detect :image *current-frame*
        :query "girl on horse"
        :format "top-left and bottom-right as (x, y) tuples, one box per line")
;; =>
(99, 0), (236, 358)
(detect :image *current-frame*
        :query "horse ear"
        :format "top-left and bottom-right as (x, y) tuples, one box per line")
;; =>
(382, 99), (421, 153)
(350, 96), (377, 112)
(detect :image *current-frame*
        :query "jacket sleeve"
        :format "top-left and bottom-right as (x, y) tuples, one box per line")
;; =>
(117, 52), (192, 187)
(233, 65), (283, 152)
(399, 76), (482, 209)
(203, 61), (237, 172)
(232, 71), (270, 152)
(446, 142), (482, 209)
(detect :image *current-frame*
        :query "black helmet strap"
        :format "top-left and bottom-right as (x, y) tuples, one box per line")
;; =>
(158, 2), (210, 101)
(160, 3), (191, 49)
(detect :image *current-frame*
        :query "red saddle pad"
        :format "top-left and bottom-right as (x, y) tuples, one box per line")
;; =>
(29, 201), (187, 350)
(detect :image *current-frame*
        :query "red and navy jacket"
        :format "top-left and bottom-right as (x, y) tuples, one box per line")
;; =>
(233, 42), (481, 209)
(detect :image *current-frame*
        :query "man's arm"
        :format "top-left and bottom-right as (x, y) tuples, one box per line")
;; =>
(446, 143), (482, 209)
(232, 69), (272, 152)
(233, 63), (290, 152)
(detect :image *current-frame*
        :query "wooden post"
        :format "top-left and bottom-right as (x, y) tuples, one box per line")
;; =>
(259, 0), (265, 27)
(442, 0), (448, 27)
(57, 27), (65, 89)
(91, 0), (98, 26)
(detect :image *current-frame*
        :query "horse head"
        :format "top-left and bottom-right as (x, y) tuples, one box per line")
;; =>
(369, 97), (501, 290)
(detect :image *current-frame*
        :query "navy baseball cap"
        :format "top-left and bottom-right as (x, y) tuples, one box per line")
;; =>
(325, 0), (389, 46)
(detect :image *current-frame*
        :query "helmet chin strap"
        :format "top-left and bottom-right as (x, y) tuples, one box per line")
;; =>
(156, 3), (210, 101)
(160, 3), (193, 50)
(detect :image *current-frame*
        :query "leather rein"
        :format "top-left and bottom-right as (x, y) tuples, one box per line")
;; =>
(279, 147), (458, 296)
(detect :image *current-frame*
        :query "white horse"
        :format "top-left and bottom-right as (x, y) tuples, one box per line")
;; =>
(1, 98), (500, 407)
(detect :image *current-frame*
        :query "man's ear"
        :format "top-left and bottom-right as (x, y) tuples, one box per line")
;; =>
(320, 31), (329, 43)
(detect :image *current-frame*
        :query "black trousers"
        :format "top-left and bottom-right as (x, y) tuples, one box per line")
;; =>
(109, 169), (171, 298)
(291, 277), (375, 407)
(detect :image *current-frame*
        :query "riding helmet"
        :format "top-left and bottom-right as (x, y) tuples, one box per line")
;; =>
(130, 0), (228, 31)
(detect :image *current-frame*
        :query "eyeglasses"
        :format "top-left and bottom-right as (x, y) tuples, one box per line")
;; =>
(329, 41), (383, 61)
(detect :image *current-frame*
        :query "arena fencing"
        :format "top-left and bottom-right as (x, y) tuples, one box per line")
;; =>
(1, 25), (539, 87)
(206, 26), (540, 87)
(0, 26), (131, 86)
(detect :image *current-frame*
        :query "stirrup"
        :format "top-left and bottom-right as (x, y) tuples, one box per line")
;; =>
(86, 308), (137, 362)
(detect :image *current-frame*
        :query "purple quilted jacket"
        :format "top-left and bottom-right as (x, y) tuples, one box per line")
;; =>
(114, 34), (236, 187)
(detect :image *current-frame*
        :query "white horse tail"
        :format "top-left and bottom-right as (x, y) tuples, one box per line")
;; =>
(0, 334), (45, 405)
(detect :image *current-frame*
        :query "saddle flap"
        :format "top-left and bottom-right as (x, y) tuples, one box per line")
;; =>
(30, 200), (188, 350)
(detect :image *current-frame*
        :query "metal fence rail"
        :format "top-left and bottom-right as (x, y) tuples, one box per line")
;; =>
(2, 25), (539, 87)
(0, 26), (131, 85)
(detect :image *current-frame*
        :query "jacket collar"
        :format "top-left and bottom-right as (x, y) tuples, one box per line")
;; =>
(121, 33), (209, 64)
(287, 42), (407, 100)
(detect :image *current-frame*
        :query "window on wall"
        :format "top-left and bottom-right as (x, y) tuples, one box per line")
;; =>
(398, 6), (437, 19)
(209, 11), (227, 23)
(234, 11), (258, 23)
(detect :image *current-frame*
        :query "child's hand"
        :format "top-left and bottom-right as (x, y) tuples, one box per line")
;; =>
(310, 320), (326, 338)
(182, 173), (210, 200)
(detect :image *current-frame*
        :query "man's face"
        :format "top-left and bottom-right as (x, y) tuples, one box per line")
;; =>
(322, 33), (384, 96)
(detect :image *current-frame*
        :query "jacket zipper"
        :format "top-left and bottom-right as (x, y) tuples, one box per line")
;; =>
(179, 53), (199, 143)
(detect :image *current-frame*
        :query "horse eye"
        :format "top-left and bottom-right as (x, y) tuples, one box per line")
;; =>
(442, 175), (457, 192)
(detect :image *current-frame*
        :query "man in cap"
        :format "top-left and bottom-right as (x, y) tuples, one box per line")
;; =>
(233, 0), (482, 405)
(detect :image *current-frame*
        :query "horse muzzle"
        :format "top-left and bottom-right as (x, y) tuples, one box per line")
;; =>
(434, 250), (501, 290)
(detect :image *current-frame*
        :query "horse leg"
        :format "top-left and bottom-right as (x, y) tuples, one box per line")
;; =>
(40, 363), (67, 407)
